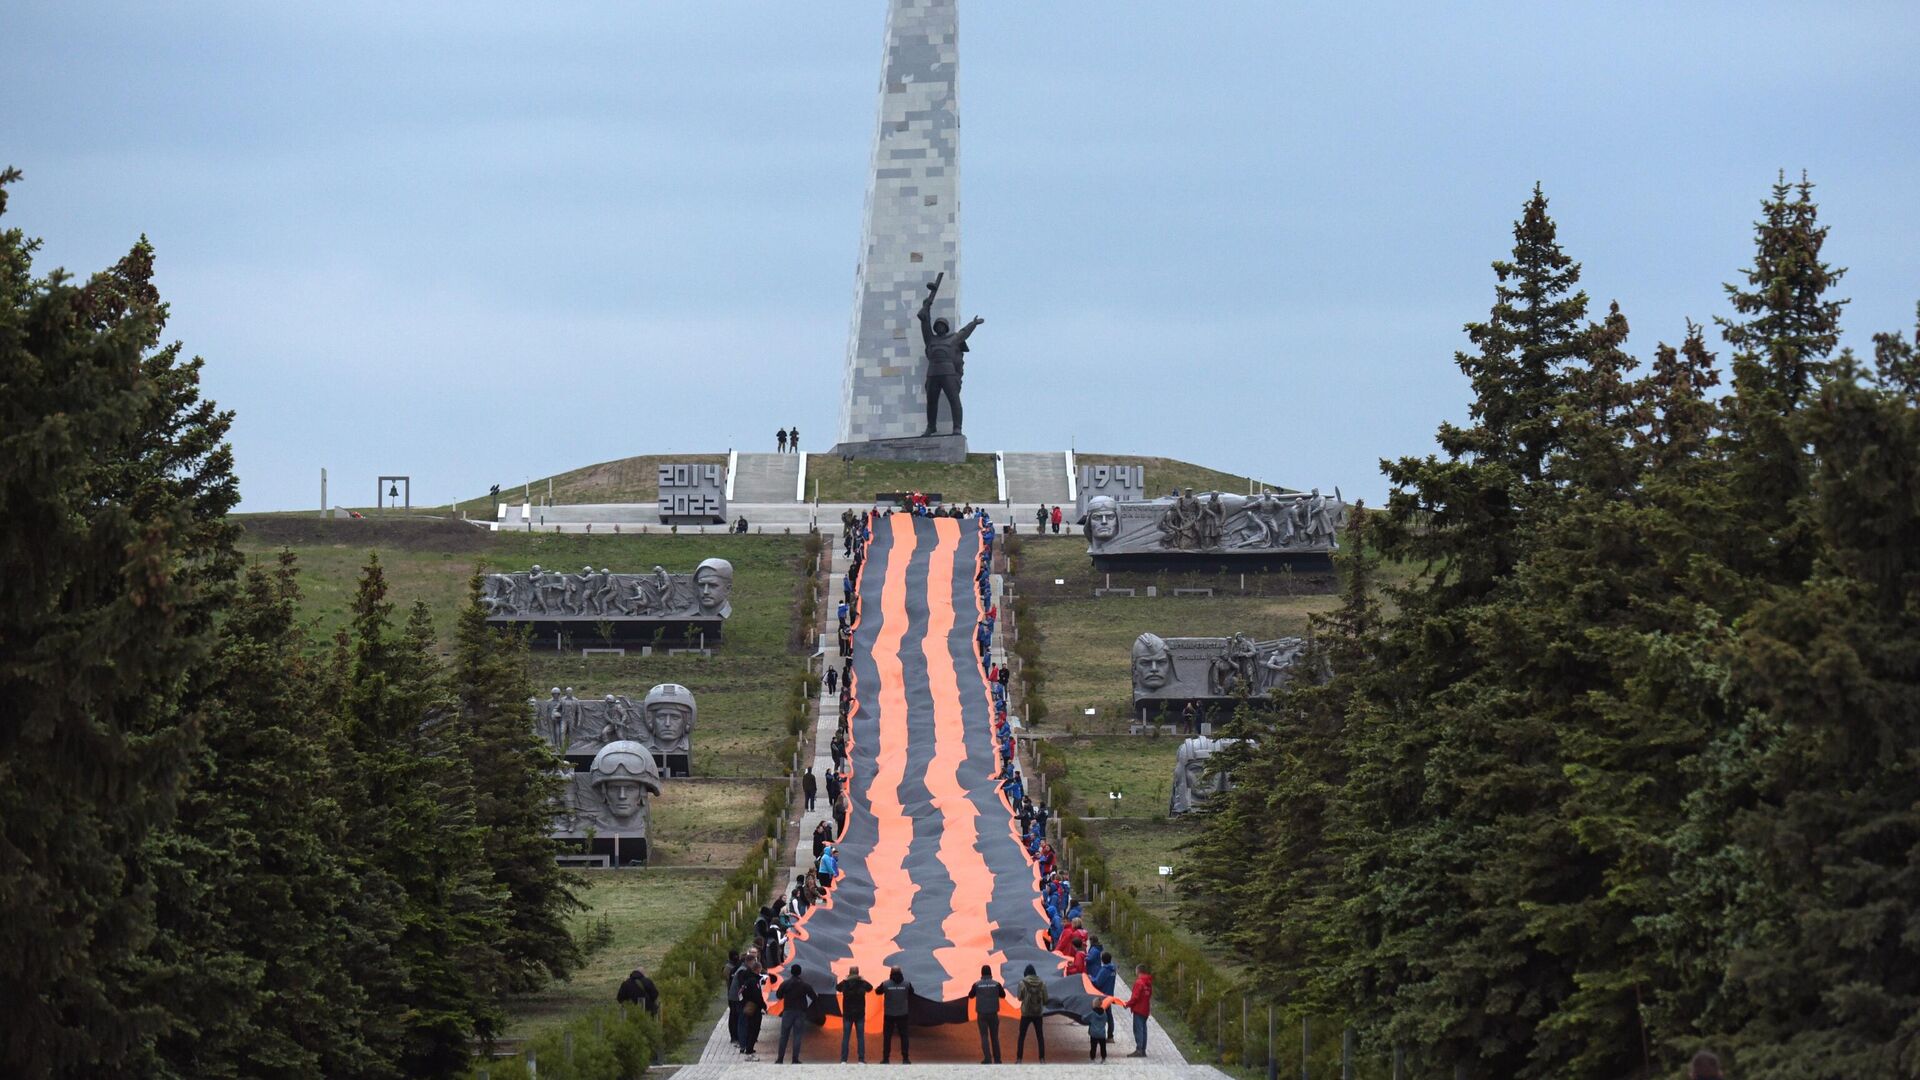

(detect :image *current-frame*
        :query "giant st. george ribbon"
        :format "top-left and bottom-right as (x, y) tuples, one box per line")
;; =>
(768, 513), (1101, 1026)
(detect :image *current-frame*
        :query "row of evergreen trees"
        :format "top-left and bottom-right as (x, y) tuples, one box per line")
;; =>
(1179, 176), (1919, 1079)
(0, 169), (581, 1079)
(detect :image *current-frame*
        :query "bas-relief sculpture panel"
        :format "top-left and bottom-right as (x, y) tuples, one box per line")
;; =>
(534, 683), (695, 776)
(1131, 632), (1309, 704)
(1086, 489), (1344, 556)
(481, 559), (732, 622)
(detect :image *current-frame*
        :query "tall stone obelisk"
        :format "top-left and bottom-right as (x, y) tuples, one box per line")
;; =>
(831, 0), (965, 462)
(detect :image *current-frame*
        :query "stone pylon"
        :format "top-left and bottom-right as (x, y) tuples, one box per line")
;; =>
(833, 0), (961, 451)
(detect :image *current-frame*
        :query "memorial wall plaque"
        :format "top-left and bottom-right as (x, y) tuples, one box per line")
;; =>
(532, 682), (697, 777)
(658, 463), (726, 524)
(1131, 632), (1308, 714)
(482, 560), (732, 647)
(1075, 463), (1146, 523)
(1087, 487), (1345, 570)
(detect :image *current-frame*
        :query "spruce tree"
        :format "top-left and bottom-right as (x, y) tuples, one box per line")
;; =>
(1665, 317), (1920, 1079)
(142, 554), (379, 1079)
(1355, 188), (1594, 1075)
(335, 560), (504, 1078)
(0, 169), (242, 1078)
(1715, 173), (1847, 586)
(451, 574), (581, 995)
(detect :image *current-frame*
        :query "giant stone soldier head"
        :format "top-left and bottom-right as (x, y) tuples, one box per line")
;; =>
(589, 741), (663, 826)
(694, 558), (734, 618)
(1132, 633), (1176, 693)
(641, 683), (696, 754)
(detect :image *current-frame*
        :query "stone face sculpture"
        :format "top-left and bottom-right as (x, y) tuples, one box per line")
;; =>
(1132, 634), (1308, 710)
(482, 562), (732, 624)
(1085, 496), (1120, 542)
(641, 683), (696, 757)
(693, 558), (734, 619)
(558, 740), (663, 838)
(1131, 633), (1177, 694)
(1169, 735), (1245, 815)
(1086, 489), (1346, 560)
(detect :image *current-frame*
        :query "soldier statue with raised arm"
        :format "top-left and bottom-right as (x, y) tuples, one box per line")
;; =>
(918, 272), (984, 437)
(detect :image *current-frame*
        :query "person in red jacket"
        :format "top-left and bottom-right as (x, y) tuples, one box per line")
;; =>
(1056, 917), (1087, 957)
(1123, 965), (1154, 1057)
(1049, 505), (1063, 533)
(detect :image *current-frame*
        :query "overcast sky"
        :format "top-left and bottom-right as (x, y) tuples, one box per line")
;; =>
(4, 2), (1917, 510)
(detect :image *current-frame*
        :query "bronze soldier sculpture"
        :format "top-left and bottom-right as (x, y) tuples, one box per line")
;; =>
(918, 272), (984, 437)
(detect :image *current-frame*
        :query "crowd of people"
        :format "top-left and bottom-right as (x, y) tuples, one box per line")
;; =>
(713, 507), (1151, 1064)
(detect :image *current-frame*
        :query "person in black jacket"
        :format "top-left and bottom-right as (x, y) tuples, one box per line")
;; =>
(836, 966), (875, 1063)
(802, 768), (818, 811)
(971, 964), (1007, 1063)
(725, 951), (744, 1047)
(739, 963), (768, 1057)
(775, 965), (818, 1064)
(617, 967), (659, 1015)
(880, 967), (915, 1064)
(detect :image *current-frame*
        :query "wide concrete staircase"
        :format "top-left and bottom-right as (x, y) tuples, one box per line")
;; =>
(1002, 452), (1071, 506)
(732, 453), (802, 503)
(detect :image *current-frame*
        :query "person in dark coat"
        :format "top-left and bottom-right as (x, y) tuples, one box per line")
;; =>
(625, 968), (658, 1011)
(836, 966), (875, 1063)
(775, 965), (818, 1063)
(1015, 964), (1047, 1061)
(777, 429), (788, 453)
(971, 964), (1006, 1063)
(740, 964), (768, 1057)
(880, 967), (915, 1064)
(802, 767), (818, 811)
(725, 951), (744, 1046)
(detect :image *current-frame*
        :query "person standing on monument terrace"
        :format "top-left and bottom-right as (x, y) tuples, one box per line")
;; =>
(1051, 505), (1063, 533)
(776, 428), (788, 453)
(790, 427), (800, 453)
(1035, 505), (1048, 532)
(917, 272), (983, 437)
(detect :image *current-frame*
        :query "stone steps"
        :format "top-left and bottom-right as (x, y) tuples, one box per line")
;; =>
(1001, 453), (1070, 506)
(733, 454), (803, 503)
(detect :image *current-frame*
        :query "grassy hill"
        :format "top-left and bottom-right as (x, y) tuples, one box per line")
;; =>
(803, 452), (1000, 502)
(1075, 453), (1291, 498)
(442, 449), (1296, 511)
(444, 453), (728, 517)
